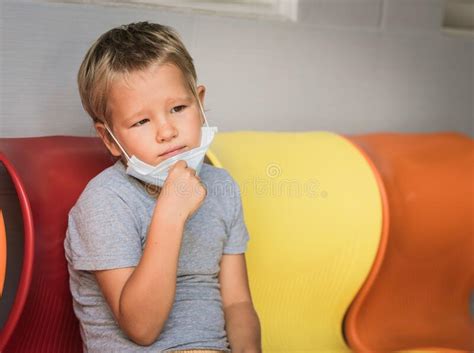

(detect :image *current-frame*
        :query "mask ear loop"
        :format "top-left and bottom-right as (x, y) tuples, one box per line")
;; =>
(197, 99), (210, 128)
(103, 122), (132, 161)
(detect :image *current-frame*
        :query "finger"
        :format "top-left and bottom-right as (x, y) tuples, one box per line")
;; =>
(201, 182), (207, 197)
(173, 161), (188, 173)
(175, 160), (188, 169)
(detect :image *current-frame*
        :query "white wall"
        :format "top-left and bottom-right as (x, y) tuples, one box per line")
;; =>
(0, 0), (473, 137)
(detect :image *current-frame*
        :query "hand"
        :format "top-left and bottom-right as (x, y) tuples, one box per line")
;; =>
(156, 160), (207, 222)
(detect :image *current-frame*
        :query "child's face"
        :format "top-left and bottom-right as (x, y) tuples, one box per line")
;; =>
(97, 62), (205, 166)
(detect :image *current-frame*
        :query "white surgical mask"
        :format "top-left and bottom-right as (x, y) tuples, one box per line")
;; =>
(104, 104), (217, 187)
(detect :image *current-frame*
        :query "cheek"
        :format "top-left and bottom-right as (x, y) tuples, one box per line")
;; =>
(180, 111), (203, 146)
(194, 128), (202, 145)
(186, 124), (201, 148)
(118, 130), (150, 152)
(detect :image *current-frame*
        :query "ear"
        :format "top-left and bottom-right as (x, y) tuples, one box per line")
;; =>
(196, 85), (206, 125)
(197, 84), (206, 106)
(94, 122), (122, 158)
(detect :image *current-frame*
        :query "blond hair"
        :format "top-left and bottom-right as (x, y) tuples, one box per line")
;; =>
(77, 21), (200, 126)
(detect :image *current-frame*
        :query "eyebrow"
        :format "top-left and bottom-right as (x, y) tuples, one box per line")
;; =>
(165, 95), (193, 105)
(124, 95), (193, 123)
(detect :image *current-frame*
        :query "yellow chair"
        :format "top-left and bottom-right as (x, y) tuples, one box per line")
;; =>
(207, 131), (384, 353)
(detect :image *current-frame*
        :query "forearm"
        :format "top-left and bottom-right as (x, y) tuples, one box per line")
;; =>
(118, 206), (185, 345)
(224, 301), (262, 353)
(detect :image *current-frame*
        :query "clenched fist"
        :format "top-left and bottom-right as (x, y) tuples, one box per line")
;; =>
(156, 160), (207, 223)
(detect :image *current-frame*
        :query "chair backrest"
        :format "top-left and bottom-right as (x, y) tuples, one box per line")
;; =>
(0, 152), (35, 351)
(0, 136), (115, 353)
(207, 131), (384, 353)
(344, 132), (474, 352)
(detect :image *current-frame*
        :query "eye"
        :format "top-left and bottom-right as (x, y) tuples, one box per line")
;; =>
(131, 118), (149, 127)
(171, 105), (186, 113)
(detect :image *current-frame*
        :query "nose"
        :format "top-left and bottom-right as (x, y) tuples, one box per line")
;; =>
(155, 119), (178, 142)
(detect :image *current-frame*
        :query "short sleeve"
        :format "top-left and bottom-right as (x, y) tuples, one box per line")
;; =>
(223, 176), (250, 254)
(65, 186), (142, 271)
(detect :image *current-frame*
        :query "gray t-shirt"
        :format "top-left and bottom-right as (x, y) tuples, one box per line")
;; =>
(64, 161), (250, 352)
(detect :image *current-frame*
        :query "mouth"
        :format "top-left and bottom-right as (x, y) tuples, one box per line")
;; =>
(159, 146), (186, 158)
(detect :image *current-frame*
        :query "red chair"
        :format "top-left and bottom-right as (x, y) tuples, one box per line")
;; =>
(0, 153), (34, 351)
(0, 137), (115, 353)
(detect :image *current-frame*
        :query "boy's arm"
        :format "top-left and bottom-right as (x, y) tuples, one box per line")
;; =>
(94, 205), (186, 346)
(93, 161), (205, 346)
(219, 253), (262, 353)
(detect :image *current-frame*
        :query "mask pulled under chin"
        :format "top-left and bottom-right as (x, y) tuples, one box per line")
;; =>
(125, 126), (218, 187)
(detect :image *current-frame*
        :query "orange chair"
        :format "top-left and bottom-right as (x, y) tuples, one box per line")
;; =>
(344, 132), (474, 352)
(0, 209), (6, 297)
